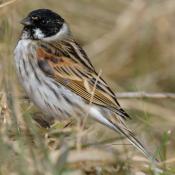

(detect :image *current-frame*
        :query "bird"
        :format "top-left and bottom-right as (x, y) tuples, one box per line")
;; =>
(14, 9), (155, 161)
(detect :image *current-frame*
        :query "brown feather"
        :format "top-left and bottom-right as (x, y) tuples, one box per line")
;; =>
(36, 39), (130, 119)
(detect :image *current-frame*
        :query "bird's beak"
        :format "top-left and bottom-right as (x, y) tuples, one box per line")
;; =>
(20, 17), (32, 26)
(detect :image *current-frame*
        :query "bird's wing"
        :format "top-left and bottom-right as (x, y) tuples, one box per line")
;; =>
(36, 38), (130, 119)
(35, 39), (157, 162)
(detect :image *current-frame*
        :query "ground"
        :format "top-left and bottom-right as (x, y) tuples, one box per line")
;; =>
(0, 0), (175, 174)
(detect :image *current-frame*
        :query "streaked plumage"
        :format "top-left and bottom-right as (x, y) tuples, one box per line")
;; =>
(14, 9), (156, 161)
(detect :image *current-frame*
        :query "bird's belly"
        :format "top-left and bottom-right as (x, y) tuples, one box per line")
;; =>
(23, 77), (84, 119)
(14, 40), (85, 120)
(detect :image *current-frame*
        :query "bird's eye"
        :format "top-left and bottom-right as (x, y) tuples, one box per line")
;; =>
(31, 16), (38, 20)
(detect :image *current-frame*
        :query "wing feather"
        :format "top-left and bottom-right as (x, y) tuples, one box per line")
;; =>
(36, 39), (130, 119)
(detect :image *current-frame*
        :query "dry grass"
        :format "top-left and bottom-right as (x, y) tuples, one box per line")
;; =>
(0, 0), (175, 174)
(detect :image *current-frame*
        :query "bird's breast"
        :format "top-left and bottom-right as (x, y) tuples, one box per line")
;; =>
(14, 39), (85, 119)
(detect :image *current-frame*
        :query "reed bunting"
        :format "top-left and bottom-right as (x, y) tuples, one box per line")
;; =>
(14, 9), (155, 161)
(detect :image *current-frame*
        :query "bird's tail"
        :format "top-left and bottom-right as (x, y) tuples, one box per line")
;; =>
(89, 107), (157, 162)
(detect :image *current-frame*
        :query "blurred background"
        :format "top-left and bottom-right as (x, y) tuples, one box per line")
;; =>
(0, 0), (175, 174)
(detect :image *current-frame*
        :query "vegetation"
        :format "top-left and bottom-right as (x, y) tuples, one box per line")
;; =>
(0, 0), (175, 174)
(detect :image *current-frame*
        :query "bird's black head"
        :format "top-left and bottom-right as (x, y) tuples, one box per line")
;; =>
(21, 9), (68, 40)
